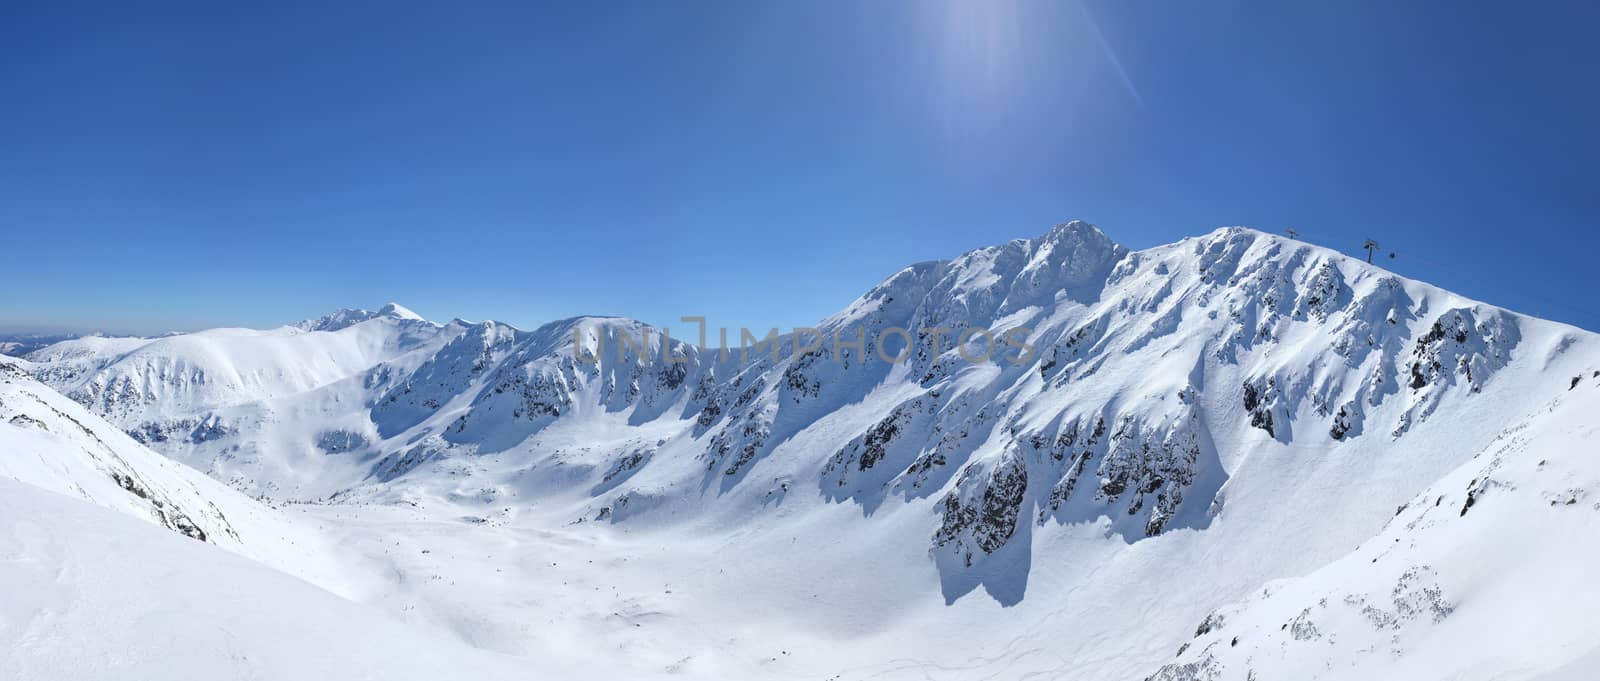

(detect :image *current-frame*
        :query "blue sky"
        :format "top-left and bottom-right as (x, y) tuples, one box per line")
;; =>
(3, 1), (1598, 335)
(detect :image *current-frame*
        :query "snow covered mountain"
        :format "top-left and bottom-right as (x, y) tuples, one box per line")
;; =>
(10, 221), (1600, 680)
(0, 332), (85, 358)
(0, 358), (569, 680)
(0, 358), (328, 575)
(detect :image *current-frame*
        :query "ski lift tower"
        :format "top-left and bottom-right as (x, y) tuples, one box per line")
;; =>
(1362, 239), (1380, 263)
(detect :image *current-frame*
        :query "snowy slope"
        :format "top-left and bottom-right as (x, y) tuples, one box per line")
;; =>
(17, 222), (1600, 680)
(0, 359), (358, 587)
(0, 477), (569, 681)
(27, 305), (459, 496)
(1145, 366), (1600, 681)
(0, 358), (598, 680)
(29, 304), (443, 425)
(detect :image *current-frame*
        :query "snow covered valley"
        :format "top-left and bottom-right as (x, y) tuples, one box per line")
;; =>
(5, 223), (1600, 680)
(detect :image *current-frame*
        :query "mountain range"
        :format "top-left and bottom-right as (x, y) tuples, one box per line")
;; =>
(4, 222), (1597, 680)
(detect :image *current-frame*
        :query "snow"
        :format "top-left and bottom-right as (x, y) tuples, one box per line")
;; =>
(0, 479), (558, 681)
(5, 222), (1599, 680)
(378, 301), (424, 320)
(1147, 367), (1600, 680)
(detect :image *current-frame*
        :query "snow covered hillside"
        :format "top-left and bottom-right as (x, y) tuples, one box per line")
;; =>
(0, 473), (587, 681)
(0, 359), (575, 680)
(9, 222), (1600, 680)
(0, 359), (348, 585)
(1146, 366), (1600, 681)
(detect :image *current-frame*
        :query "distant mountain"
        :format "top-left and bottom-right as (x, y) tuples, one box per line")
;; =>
(295, 302), (428, 332)
(0, 332), (84, 357)
(16, 222), (1600, 680)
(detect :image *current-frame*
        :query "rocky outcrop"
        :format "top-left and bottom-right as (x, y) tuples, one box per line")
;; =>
(1033, 401), (1214, 538)
(933, 450), (1028, 568)
(127, 414), (236, 446)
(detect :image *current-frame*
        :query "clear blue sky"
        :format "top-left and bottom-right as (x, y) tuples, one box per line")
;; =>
(3, 1), (1597, 335)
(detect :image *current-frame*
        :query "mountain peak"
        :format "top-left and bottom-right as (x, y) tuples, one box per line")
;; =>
(377, 302), (423, 321)
(295, 303), (428, 332)
(1040, 219), (1107, 241)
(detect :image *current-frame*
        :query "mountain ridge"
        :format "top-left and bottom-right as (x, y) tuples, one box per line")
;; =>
(11, 220), (1600, 679)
